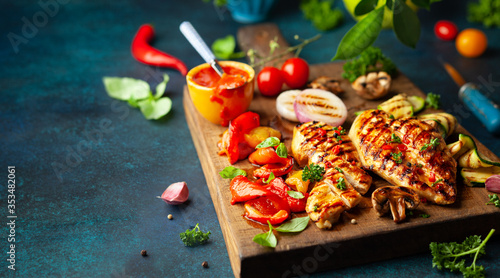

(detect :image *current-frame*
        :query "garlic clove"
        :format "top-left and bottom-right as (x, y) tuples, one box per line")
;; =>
(160, 181), (189, 205)
(485, 175), (500, 193)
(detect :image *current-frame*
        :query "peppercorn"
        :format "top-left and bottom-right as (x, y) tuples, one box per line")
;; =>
(168, 214), (173, 220)
(202, 261), (209, 268)
(351, 219), (357, 224)
(141, 250), (148, 256)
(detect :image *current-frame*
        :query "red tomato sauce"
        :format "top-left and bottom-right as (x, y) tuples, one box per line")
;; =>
(192, 66), (249, 88)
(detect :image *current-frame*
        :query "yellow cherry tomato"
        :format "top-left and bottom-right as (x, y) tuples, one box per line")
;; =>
(244, 127), (281, 148)
(285, 170), (310, 194)
(455, 28), (488, 58)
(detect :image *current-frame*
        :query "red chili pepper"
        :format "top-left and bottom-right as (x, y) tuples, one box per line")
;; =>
(230, 175), (270, 205)
(224, 112), (260, 164)
(420, 197), (428, 203)
(318, 128), (327, 137)
(397, 144), (407, 152)
(266, 178), (308, 213)
(253, 157), (294, 179)
(131, 24), (188, 75)
(244, 194), (290, 225)
(332, 145), (341, 155)
(248, 147), (288, 165)
(382, 144), (393, 150)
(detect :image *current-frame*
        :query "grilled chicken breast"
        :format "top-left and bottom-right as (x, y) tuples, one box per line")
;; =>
(349, 110), (457, 205)
(292, 121), (373, 228)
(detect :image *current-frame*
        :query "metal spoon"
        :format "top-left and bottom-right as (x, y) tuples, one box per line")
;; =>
(180, 21), (246, 89)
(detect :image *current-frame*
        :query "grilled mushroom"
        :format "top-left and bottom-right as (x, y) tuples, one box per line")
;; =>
(371, 186), (420, 223)
(309, 76), (343, 95)
(351, 71), (391, 100)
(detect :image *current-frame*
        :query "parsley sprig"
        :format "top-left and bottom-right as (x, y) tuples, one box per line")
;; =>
(421, 138), (440, 151)
(302, 164), (325, 182)
(426, 92), (441, 109)
(336, 177), (346, 190)
(487, 194), (500, 208)
(388, 133), (402, 143)
(391, 151), (403, 164)
(180, 223), (211, 247)
(430, 229), (495, 278)
(341, 47), (397, 82)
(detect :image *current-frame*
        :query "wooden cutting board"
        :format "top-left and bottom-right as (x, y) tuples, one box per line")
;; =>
(183, 23), (500, 278)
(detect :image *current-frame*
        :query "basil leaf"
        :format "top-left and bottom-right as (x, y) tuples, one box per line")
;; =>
(103, 77), (151, 101)
(275, 216), (310, 233)
(137, 97), (172, 120)
(287, 190), (305, 199)
(256, 137), (280, 148)
(332, 6), (384, 60)
(393, 0), (420, 48)
(276, 143), (288, 158)
(354, 0), (379, 16)
(128, 95), (139, 108)
(265, 172), (275, 184)
(253, 221), (277, 248)
(155, 74), (169, 100)
(211, 35), (245, 60)
(219, 166), (247, 179)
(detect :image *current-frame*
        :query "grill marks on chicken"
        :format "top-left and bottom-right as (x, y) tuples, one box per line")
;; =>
(349, 110), (457, 205)
(291, 122), (373, 228)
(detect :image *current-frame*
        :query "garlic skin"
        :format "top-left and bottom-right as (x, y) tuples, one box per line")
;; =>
(485, 175), (500, 193)
(160, 182), (189, 205)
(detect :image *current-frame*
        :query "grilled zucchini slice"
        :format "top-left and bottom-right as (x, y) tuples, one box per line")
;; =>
(408, 95), (425, 113)
(461, 166), (500, 187)
(418, 113), (457, 138)
(378, 94), (413, 119)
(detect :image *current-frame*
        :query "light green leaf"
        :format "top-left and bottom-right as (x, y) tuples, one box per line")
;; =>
(332, 6), (384, 60)
(253, 221), (277, 248)
(393, 0), (421, 48)
(103, 77), (150, 101)
(275, 216), (310, 233)
(256, 137), (281, 148)
(212, 35), (245, 60)
(219, 166), (247, 179)
(265, 173), (276, 184)
(137, 97), (172, 120)
(155, 74), (170, 99)
(276, 143), (288, 158)
(287, 190), (305, 200)
(128, 95), (139, 108)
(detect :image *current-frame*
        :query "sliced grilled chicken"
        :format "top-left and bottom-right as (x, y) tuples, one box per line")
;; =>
(349, 110), (457, 205)
(306, 182), (345, 229)
(292, 121), (372, 194)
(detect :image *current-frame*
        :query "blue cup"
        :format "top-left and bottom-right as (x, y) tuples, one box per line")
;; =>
(227, 0), (277, 24)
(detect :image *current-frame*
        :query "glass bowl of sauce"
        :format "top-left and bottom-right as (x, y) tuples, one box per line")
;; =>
(186, 61), (254, 126)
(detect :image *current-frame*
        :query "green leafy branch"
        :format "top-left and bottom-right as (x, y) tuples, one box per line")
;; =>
(333, 0), (442, 60)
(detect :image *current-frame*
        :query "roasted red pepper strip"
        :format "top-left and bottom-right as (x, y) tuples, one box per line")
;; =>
(225, 112), (260, 164)
(248, 147), (288, 165)
(253, 157), (294, 179)
(244, 194), (290, 225)
(131, 24), (188, 75)
(230, 175), (269, 205)
(266, 177), (308, 213)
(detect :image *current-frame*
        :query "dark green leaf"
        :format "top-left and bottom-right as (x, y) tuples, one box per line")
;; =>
(393, 0), (421, 48)
(219, 166), (247, 179)
(256, 137), (281, 148)
(275, 216), (310, 232)
(425, 92), (441, 109)
(253, 221), (277, 248)
(355, 0), (379, 16)
(276, 143), (288, 158)
(386, 0), (394, 10)
(332, 6), (384, 60)
(410, 0), (430, 9)
(287, 190), (305, 199)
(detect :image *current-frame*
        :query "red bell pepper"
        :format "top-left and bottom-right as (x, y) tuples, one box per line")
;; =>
(253, 157), (294, 179)
(131, 24), (188, 75)
(244, 194), (290, 225)
(248, 147), (288, 165)
(230, 175), (269, 205)
(267, 177), (308, 213)
(224, 111), (260, 164)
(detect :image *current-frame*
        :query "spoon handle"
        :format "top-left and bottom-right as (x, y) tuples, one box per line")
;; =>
(180, 21), (224, 76)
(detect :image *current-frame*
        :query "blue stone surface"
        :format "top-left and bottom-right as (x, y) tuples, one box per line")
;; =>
(1, 0), (499, 277)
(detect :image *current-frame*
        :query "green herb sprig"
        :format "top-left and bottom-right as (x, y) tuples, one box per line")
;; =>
(180, 223), (211, 247)
(421, 138), (440, 151)
(467, 0), (500, 28)
(430, 229), (495, 277)
(103, 74), (172, 120)
(300, 0), (344, 31)
(336, 177), (346, 190)
(426, 92), (441, 109)
(302, 164), (325, 182)
(487, 194), (500, 208)
(391, 151), (403, 164)
(341, 47), (397, 82)
(256, 137), (281, 148)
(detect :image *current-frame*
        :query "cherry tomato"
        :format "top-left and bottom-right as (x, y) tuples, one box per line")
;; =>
(434, 20), (458, 41)
(281, 58), (310, 89)
(456, 28), (488, 58)
(257, 67), (284, 97)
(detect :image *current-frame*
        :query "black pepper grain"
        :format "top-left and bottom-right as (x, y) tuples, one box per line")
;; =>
(141, 250), (148, 256)
(202, 261), (209, 268)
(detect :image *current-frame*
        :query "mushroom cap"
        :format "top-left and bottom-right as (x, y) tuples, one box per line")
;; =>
(371, 186), (420, 223)
(352, 71), (392, 100)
